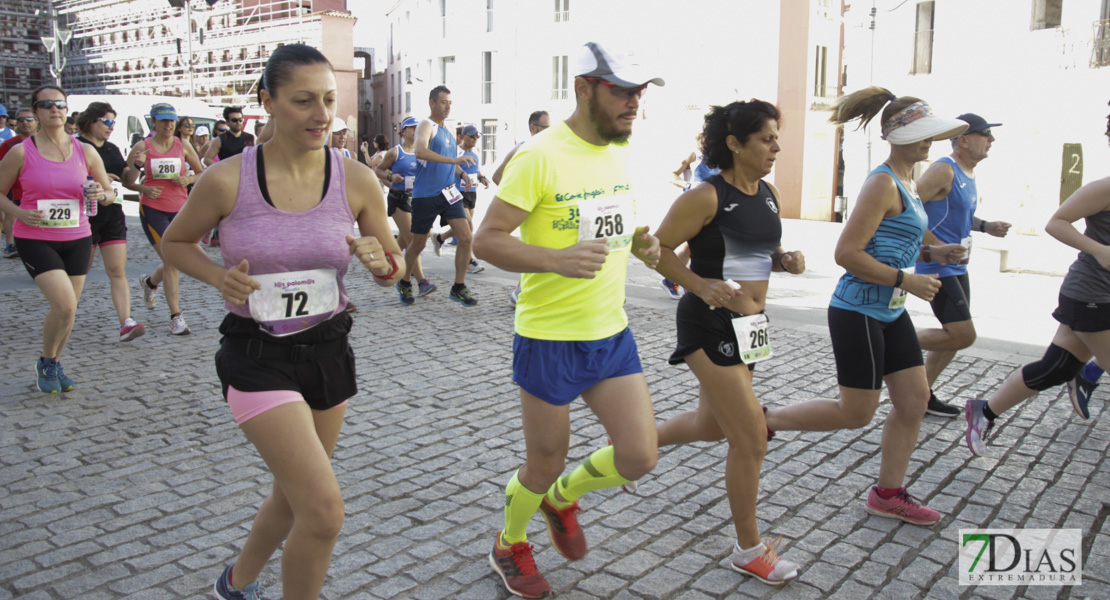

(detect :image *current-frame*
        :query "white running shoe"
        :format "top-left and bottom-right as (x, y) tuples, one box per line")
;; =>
(139, 274), (158, 310)
(170, 314), (191, 335)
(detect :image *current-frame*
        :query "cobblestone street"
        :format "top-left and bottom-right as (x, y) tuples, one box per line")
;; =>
(1, 215), (1108, 599)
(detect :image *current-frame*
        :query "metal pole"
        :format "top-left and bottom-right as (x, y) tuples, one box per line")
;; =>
(867, 0), (876, 171)
(185, 0), (194, 98)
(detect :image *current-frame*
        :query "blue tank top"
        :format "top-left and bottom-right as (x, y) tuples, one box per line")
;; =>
(389, 145), (417, 191)
(456, 149), (480, 192)
(693, 156), (720, 184)
(830, 164), (927, 322)
(412, 123), (457, 198)
(915, 156), (976, 277)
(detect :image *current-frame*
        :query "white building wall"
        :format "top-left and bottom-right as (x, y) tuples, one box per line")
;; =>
(841, 0), (1110, 235)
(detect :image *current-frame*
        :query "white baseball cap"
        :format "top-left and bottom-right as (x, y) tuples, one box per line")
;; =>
(572, 42), (665, 88)
(331, 117), (350, 133)
(195, 125), (210, 136)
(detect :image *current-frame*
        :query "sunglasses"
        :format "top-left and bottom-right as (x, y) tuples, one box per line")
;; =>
(180, 123), (194, 128)
(970, 129), (992, 137)
(97, 117), (116, 127)
(216, 128), (229, 134)
(33, 99), (67, 110)
(16, 116), (37, 123)
(582, 77), (647, 100)
(228, 118), (244, 123)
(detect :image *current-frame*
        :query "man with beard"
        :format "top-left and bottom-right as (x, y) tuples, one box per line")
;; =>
(474, 41), (663, 599)
(401, 85), (477, 306)
(914, 113), (1010, 418)
(202, 106), (255, 167)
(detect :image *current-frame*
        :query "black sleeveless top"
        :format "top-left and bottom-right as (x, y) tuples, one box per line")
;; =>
(687, 175), (782, 282)
(217, 131), (255, 160)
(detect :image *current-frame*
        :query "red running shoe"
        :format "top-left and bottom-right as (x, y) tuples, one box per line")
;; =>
(538, 496), (587, 560)
(488, 532), (551, 599)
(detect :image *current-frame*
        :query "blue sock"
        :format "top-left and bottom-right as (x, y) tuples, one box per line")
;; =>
(1082, 361), (1103, 383)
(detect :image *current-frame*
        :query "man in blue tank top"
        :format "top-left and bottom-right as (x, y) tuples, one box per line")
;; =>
(403, 85), (477, 306)
(914, 113), (1011, 417)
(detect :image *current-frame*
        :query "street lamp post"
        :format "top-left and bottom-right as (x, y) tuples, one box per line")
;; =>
(37, 4), (72, 85)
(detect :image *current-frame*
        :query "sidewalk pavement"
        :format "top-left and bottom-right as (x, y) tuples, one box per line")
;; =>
(1, 211), (1107, 599)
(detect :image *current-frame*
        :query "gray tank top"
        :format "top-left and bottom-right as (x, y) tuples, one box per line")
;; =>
(1060, 210), (1110, 303)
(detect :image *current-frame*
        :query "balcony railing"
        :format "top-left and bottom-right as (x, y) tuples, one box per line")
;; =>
(1093, 19), (1110, 68)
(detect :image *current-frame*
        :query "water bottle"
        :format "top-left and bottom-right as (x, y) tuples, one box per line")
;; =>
(83, 175), (98, 217)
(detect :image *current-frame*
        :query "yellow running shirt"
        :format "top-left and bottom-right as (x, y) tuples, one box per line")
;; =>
(498, 120), (636, 341)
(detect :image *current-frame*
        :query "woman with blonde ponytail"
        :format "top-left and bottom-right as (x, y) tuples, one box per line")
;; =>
(765, 87), (968, 525)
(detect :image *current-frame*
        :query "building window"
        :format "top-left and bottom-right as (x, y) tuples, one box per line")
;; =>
(551, 55), (568, 100)
(440, 56), (455, 85)
(390, 74), (395, 114)
(911, 1), (934, 75)
(389, 23), (393, 64)
(813, 45), (828, 98)
(1093, 0), (1110, 67)
(555, 0), (570, 22)
(482, 119), (498, 166)
(482, 52), (493, 104)
(1031, 0), (1063, 30)
(405, 91), (411, 113)
(405, 67), (411, 85)
(440, 0), (448, 38)
(487, 0), (494, 32)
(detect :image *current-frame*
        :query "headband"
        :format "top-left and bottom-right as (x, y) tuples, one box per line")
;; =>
(880, 101), (931, 140)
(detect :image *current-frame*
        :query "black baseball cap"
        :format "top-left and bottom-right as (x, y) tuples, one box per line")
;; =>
(956, 113), (1001, 133)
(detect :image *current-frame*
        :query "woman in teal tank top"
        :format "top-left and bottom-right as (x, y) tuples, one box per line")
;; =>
(766, 87), (967, 527)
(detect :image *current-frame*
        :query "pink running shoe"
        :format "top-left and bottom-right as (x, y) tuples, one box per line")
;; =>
(730, 536), (799, 586)
(864, 486), (940, 526)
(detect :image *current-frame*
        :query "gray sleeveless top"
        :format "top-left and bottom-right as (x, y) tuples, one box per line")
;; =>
(1060, 210), (1110, 303)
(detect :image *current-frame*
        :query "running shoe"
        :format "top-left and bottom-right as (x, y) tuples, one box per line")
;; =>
(213, 563), (269, 600)
(468, 259), (485, 274)
(2, 242), (17, 258)
(432, 233), (444, 256)
(660, 278), (682, 300)
(964, 399), (994, 456)
(1066, 372), (1096, 420)
(418, 279), (437, 296)
(538, 497), (587, 560)
(345, 302), (358, 313)
(510, 284), (521, 307)
(35, 357), (61, 394)
(119, 318), (146, 342)
(926, 392), (960, 418)
(488, 532), (551, 599)
(170, 314), (191, 335)
(139, 274), (158, 310)
(55, 361), (76, 392)
(864, 486), (940, 525)
(397, 280), (415, 305)
(450, 285), (479, 307)
(730, 536), (799, 586)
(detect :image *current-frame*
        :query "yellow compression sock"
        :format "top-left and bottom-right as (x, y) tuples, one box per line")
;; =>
(547, 445), (631, 509)
(502, 470), (545, 546)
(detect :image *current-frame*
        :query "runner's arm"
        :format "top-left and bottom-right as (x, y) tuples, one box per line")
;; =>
(475, 197), (610, 279)
(491, 142), (522, 186)
(1046, 176), (1110, 261)
(81, 144), (116, 205)
(414, 120), (468, 165)
(654, 184), (733, 300)
(373, 148), (400, 184)
(162, 160), (242, 291)
(914, 160), (954, 204)
(346, 159), (405, 286)
(202, 137), (221, 167)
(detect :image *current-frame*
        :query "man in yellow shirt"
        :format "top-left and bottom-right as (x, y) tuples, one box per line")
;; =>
(474, 41), (663, 599)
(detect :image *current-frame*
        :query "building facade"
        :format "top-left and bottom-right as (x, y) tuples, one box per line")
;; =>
(840, 0), (1110, 235)
(375, 0), (845, 223)
(0, 0), (52, 115)
(53, 0), (358, 120)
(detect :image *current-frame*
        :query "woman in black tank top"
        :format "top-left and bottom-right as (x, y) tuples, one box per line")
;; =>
(651, 100), (806, 585)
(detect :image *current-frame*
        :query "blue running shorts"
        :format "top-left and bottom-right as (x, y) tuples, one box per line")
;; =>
(512, 327), (643, 406)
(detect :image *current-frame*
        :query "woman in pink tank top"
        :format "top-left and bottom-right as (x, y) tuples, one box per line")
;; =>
(0, 84), (116, 394)
(161, 45), (404, 600)
(121, 102), (205, 336)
